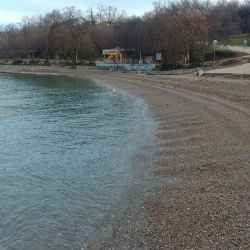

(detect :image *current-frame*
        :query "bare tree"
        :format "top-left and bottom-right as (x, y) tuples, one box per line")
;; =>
(0, 1), (248, 67)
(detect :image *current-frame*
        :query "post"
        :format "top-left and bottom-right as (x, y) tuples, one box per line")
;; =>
(243, 40), (247, 53)
(139, 50), (143, 64)
(113, 56), (116, 71)
(213, 40), (217, 68)
(60, 48), (63, 64)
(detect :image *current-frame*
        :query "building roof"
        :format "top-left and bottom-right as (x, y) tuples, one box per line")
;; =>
(102, 48), (135, 55)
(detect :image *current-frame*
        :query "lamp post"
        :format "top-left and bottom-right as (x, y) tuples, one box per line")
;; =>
(60, 48), (63, 64)
(139, 50), (143, 64)
(213, 40), (218, 68)
(243, 40), (247, 53)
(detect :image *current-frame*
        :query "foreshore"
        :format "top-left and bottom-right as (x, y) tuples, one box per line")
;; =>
(1, 66), (250, 249)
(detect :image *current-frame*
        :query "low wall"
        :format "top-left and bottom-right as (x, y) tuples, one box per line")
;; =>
(96, 63), (156, 71)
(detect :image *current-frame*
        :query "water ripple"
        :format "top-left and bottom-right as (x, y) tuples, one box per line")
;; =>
(0, 74), (154, 249)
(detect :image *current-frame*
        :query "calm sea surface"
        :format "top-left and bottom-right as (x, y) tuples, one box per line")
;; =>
(0, 74), (154, 249)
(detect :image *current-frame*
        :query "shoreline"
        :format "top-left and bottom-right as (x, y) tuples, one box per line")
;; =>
(1, 66), (250, 249)
(86, 77), (159, 249)
(85, 72), (250, 249)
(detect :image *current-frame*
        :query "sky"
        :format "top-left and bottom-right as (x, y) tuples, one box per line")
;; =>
(0, 0), (156, 25)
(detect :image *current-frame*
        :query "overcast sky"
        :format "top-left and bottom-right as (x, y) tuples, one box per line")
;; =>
(0, 0), (156, 25)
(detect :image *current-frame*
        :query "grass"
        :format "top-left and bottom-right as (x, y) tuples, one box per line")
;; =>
(205, 49), (245, 61)
(221, 33), (250, 46)
(204, 47), (249, 67)
(216, 48), (245, 57)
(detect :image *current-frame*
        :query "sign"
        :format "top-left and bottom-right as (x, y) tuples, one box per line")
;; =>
(96, 63), (155, 71)
(125, 63), (156, 71)
(156, 52), (162, 61)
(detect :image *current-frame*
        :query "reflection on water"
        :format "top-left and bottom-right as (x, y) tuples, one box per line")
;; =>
(0, 74), (153, 249)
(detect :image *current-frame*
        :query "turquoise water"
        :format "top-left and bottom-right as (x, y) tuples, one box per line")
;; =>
(0, 74), (154, 249)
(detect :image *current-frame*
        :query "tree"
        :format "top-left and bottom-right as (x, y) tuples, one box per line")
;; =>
(208, 0), (241, 38)
(178, 11), (209, 65)
(0, 1), (248, 66)
(239, 0), (250, 33)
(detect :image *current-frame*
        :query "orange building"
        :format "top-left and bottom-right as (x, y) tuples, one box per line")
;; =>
(102, 48), (136, 64)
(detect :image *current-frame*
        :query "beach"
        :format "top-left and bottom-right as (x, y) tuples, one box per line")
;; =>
(1, 66), (250, 249)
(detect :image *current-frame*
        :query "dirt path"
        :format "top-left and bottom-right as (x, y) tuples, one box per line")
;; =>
(85, 72), (250, 249)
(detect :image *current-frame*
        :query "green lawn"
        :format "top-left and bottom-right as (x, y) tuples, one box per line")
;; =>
(206, 48), (245, 61)
(221, 33), (250, 46)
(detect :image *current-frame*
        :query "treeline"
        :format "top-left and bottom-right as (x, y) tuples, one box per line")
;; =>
(0, 0), (250, 66)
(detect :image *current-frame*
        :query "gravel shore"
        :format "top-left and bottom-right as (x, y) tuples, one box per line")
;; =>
(87, 72), (250, 250)
(1, 66), (249, 249)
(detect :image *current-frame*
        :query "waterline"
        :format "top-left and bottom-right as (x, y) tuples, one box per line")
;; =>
(0, 74), (155, 249)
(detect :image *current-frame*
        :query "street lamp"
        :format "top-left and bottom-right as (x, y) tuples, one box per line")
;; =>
(243, 40), (247, 53)
(213, 40), (218, 68)
(60, 48), (63, 63)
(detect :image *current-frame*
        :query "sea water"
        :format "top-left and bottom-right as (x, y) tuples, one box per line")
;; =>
(0, 74), (154, 249)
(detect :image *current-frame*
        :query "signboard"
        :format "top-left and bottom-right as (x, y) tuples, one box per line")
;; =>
(96, 63), (155, 71)
(156, 52), (162, 61)
(125, 63), (156, 71)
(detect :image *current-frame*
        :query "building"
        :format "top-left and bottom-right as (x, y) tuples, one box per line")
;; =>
(102, 48), (136, 64)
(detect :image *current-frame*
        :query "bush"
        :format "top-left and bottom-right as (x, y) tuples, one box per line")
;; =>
(12, 59), (23, 65)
